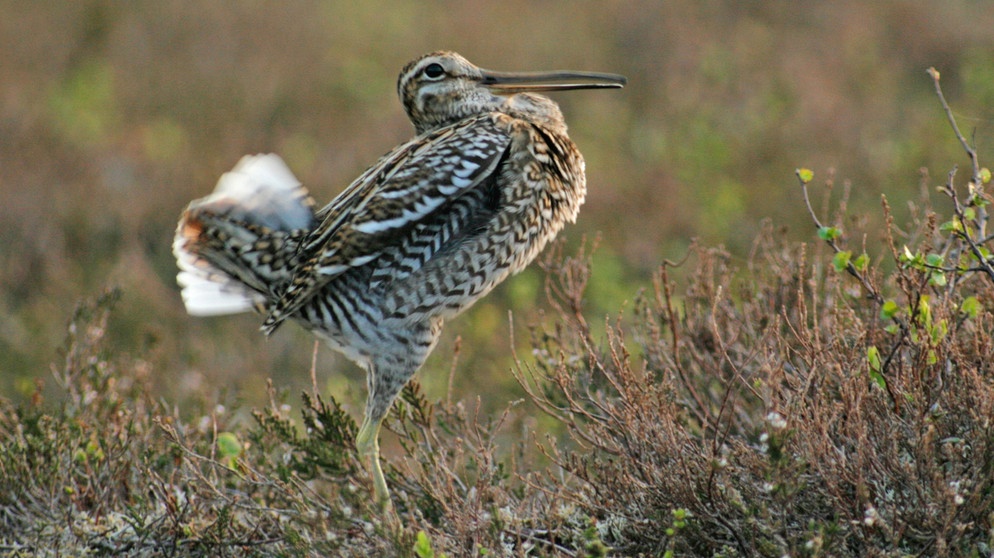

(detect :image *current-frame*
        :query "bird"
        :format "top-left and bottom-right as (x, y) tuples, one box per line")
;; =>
(173, 51), (626, 509)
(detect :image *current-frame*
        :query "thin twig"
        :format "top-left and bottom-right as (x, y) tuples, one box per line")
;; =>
(797, 171), (884, 304)
(927, 68), (981, 185)
(938, 166), (994, 283)
(928, 66), (989, 239)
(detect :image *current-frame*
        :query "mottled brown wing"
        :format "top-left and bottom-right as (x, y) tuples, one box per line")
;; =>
(261, 114), (511, 332)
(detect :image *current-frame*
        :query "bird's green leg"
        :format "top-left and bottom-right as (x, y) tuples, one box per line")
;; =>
(358, 328), (440, 515)
(356, 413), (391, 511)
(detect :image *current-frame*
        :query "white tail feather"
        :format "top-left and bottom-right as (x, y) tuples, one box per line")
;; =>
(203, 154), (314, 230)
(173, 154), (313, 317)
(176, 271), (262, 316)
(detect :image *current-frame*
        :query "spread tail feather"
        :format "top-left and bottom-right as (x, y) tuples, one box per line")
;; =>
(173, 154), (317, 317)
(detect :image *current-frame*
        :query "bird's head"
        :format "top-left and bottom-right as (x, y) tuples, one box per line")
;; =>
(398, 51), (626, 135)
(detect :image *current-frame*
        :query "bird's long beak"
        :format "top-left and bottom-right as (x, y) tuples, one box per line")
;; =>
(481, 69), (627, 93)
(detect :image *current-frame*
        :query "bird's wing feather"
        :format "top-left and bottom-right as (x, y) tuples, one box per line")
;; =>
(261, 114), (511, 332)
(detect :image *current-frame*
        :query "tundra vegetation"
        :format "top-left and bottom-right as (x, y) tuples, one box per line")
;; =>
(2, 3), (994, 556)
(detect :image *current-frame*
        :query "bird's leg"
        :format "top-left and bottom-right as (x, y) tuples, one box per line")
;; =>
(355, 412), (390, 511)
(356, 355), (412, 514)
(356, 324), (440, 513)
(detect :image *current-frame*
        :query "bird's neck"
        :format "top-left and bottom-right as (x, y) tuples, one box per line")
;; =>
(411, 92), (568, 136)
(500, 93), (568, 135)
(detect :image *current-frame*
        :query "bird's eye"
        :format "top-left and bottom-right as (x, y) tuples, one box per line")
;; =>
(423, 63), (445, 79)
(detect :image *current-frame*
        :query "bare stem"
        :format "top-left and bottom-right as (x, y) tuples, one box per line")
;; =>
(797, 172), (883, 304)
(938, 166), (994, 283)
(927, 68), (980, 183)
(928, 67), (988, 239)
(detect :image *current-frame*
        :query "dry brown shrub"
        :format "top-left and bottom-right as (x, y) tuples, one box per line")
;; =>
(509, 176), (994, 555)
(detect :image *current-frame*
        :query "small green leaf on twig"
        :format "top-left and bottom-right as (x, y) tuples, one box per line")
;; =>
(930, 319), (948, 343)
(217, 432), (242, 465)
(818, 226), (841, 241)
(939, 218), (963, 233)
(981, 167), (992, 184)
(866, 346), (888, 390)
(899, 246), (927, 269)
(832, 251), (851, 272)
(868, 368), (888, 390)
(961, 296), (981, 319)
(969, 246), (992, 262)
(881, 300), (900, 320)
(928, 273), (947, 287)
(796, 168), (814, 184)
(853, 253), (870, 272)
(414, 531), (449, 558)
(925, 254), (946, 285)
(867, 346), (881, 372)
(917, 296), (932, 325)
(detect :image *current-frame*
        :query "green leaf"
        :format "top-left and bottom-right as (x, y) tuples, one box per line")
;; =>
(900, 246), (915, 264)
(930, 319), (948, 343)
(866, 346), (888, 389)
(414, 531), (434, 558)
(818, 226), (841, 241)
(217, 432), (242, 460)
(964, 207), (977, 221)
(796, 168), (814, 184)
(925, 253), (944, 267)
(853, 253), (870, 271)
(881, 300), (900, 320)
(900, 246), (929, 269)
(939, 218), (963, 233)
(867, 346), (881, 372)
(961, 296), (981, 318)
(916, 296), (932, 326)
(928, 272), (947, 287)
(981, 167), (992, 184)
(884, 323), (900, 335)
(868, 368), (888, 391)
(833, 251), (852, 272)
(975, 246), (992, 261)
(85, 439), (105, 461)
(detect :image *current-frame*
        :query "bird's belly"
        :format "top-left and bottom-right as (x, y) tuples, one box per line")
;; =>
(292, 273), (388, 365)
(295, 275), (442, 373)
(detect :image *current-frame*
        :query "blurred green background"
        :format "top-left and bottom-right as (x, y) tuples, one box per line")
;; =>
(2, 1), (993, 416)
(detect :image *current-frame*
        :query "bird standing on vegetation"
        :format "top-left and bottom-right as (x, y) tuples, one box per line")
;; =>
(173, 51), (626, 508)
